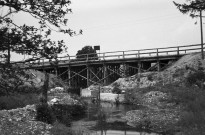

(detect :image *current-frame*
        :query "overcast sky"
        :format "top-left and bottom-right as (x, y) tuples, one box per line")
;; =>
(9, 0), (205, 60)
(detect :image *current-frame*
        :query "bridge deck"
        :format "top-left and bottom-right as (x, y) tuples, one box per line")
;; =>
(12, 43), (204, 88)
(18, 43), (203, 69)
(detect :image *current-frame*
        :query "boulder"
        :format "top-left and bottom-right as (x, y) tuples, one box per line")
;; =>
(48, 87), (65, 94)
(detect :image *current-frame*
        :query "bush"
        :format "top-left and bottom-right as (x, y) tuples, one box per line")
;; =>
(177, 89), (205, 134)
(51, 104), (71, 126)
(150, 84), (205, 134)
(50, 122), (72, 135)
(112, 86), (122, 94)
(186, 71), (205, 88)
(147, 73), (154, 81)
(36, 103), (55, 124)
(97, 110), (107, 127)
(124, 88), (142, 104)
(0, 93), (39, 110)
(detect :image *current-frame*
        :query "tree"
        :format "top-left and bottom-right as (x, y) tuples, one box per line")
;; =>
(76, 46), (98, 60)
(174, 0), (205, 59)
(0, 0), (80, 94)
(173, 0), (205, 17)
(0, 0), (79, 62)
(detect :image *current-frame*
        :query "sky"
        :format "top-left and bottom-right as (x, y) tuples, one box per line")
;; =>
(6, 0), (205, 60)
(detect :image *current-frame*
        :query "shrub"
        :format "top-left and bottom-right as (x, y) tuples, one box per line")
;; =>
(36, 103), (55, 124)
(112, 86), (122, 94)
(51, 103), (86, 126)
(50, 122), (72, 135)
(0, 93), (39, 110)
(115, 95), (120, 105)
(177, 89), (205, 134)
(185, 71), (205, 88)
(97, 110), (107, 127)
(147, 73), (154, 81)
(124, 88), (142, 104)
(51, 104), (71, 126)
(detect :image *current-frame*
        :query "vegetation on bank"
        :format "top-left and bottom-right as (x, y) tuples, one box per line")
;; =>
(121, 66), (205, 134)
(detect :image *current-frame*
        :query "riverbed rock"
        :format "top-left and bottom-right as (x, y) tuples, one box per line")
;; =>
(48, 87), (65, 94)
(0, 105), (53, 135)
(123, 108), (180, 132)
(100, 93), (124, 102)
(142, 91), (169, 109)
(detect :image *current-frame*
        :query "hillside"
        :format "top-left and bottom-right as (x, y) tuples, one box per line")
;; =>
(24, 69), (67, 89)
(106, 52), (205, 91)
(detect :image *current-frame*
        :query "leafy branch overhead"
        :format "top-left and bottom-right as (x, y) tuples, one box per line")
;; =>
(0, 0), (82, 61)
(0, 0), (82, 94)
(174, 0), (205, 17)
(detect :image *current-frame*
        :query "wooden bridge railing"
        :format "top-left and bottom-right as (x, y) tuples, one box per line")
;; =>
(13, 43), (204, 66)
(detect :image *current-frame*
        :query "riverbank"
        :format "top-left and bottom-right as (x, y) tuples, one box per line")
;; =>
(80, 52), (205, 134)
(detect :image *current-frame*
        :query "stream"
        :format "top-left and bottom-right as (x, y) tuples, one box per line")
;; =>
(71, 98), (159, 135)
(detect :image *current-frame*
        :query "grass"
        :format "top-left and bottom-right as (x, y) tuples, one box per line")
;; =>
(0, 93), (40, 110)
(50, 121), (91, 135)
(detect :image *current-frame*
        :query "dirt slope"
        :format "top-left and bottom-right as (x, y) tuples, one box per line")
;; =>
(23, 69), (68, 89)
(98, 52), (205, 92)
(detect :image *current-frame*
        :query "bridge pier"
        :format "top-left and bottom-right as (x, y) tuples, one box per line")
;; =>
(157, 60), (161, 72)
(67, 66), (71, 87)
(138, 61), (141, 73)
(103, 64), (108, 85)
(87, 64), (90, 87)
(54, 67), (58, 76)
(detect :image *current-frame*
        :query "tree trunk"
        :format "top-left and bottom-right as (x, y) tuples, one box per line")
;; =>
(42, 73), (49, 104)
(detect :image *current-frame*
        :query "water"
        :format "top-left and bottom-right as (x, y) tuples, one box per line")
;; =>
(71, 98), (159, 135)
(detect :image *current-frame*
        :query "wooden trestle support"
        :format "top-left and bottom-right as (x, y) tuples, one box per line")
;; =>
(39, 60), (170, 89)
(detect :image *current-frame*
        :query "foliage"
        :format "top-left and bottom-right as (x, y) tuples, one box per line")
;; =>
(142, 84), (205, 134)
(0, 0), (75, 60)
(124, 88), (142, 104)
(0, 0), (80, 94)
(51, 103), (86, 126)
(76, 46), (98, 60)
(51, 104), (72, 126)
(51, 121), (89, 135)
(97, 110), (107, 128)
(176, 88), (205, 134)
(36, 93), (87, 126)
(115, 94), (120, 105)
(174, 0), (205, 18)
(36, 103), (56, 124)
(185, 70), (205, 88)
(0, 93), (39, 110)
(112, 86), (122, 94)
(0, 65), (30, 95)
(147, 73), (154, 82)
(50, 122), (72, 135)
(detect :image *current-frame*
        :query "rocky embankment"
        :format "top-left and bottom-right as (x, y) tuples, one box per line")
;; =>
(0, 105), (52, 135)
(0, 87), (86, 135)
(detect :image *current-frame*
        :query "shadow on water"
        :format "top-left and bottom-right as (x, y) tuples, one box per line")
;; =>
(71, 98), (159, 135)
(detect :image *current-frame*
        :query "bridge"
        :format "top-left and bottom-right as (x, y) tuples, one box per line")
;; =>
(15, 44), (204, 88)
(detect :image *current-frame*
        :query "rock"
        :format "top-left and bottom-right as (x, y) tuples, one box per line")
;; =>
(81, 88), (91, 97)
(142, 91), (169, 108)
(48, 97), (60, 105)
(48, 86), (65, 94)
(0, 105), (53, 135)
(48, 94), (83, 106)
(123, 108), (180, 132)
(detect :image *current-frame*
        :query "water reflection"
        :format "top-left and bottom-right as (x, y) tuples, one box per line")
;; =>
(71, 98), (158, 135)
(91, 130), (158, 135)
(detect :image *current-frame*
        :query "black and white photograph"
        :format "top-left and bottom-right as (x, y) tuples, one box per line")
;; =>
(0, 0), (205, 135)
